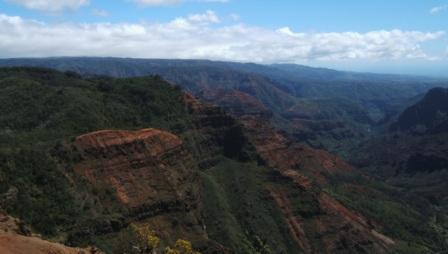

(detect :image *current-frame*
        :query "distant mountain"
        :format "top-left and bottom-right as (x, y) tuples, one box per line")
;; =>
(270, 63), (437, 82)
(365, 87), (448, 173)
(1, 57), (446, 156)
(391, 87), (448, 134)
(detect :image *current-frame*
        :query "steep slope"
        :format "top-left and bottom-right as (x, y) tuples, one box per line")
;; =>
(352, 88), (448, 252)
(73, 129), (196, 209)
(200, 86), (447, 252)
(239, 115), (394, 253)
(391, 87), (448, 133)
(358, 87), (448, 179)
(193, 83), (444, 252)
(67, 128), (211, 251)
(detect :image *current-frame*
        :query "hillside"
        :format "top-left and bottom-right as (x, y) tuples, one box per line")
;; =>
(0, 67), (447, 253)
(357, 87), (448, 177)
(391, 87), (448, 133)
(353, 88), (448, 248)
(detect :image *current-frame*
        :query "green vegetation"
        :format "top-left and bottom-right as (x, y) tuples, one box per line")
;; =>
(87, 223), (201, 254)
(0, 67), (293, 253)
(0, 149), (78, 235)
(391, 87), (448, 133)
(0, 67), (190, 146)
(201, 157), (295, 254)
(325, 172), (447, 253)
(0, 67), (193, 242)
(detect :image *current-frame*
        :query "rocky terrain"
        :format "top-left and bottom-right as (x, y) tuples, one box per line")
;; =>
(70, 128), (210, 247)
(74, 128), (198, 209)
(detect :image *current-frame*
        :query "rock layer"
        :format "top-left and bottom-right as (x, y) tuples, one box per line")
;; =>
(72, 128), (210, 248)
(74, 128), (198, 210)
(239, 115), (394, 253)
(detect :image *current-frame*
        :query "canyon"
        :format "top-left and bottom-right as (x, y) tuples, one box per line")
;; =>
(0, 64), (447, 253)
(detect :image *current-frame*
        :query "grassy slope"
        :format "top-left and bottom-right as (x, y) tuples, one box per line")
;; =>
(201, 157), (297, 253)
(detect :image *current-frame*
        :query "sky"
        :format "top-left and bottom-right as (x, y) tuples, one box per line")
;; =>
(0, 0), (447, 76)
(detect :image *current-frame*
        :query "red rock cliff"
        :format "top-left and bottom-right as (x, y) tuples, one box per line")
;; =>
(72, 128), (212, 248)
(74, 128), (198, 209)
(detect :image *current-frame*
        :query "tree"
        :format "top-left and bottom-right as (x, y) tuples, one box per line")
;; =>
(129, 224), (200, 254)
(164, 239), (201, 254)
(130, 223), (161, 253)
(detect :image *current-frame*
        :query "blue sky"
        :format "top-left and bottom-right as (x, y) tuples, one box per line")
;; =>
(0, 0), (447, 76)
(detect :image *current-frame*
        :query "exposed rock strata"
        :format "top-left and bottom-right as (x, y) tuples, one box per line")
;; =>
(72, 128), (209, 247)
(239, 115), (394, 253)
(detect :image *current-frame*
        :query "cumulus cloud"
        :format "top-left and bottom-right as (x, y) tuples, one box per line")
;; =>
(6, 0), (89, 11)
(186, 10), (219, 23)
(430, 5), (448, 14)
(0, 12), (444, 62)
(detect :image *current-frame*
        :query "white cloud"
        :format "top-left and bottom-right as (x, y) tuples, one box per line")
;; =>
(186, 10), (219, 23)
(0, 12), (445, 62)
(430, 5), (448, 15)
(6, 0), (89, 11)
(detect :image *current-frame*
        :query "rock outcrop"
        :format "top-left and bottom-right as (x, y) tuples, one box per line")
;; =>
(72, 128), (209, 248)
(74, 128), (197, 210)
